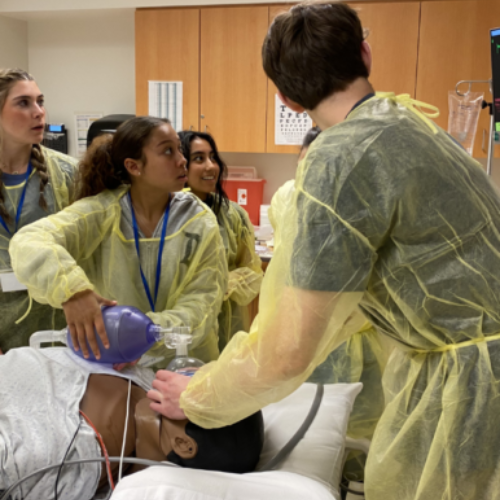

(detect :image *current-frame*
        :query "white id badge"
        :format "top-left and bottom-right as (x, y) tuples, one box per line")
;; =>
(0, 272), (28, 292)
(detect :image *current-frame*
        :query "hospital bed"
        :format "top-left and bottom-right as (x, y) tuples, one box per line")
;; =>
(108, 383), (368, 500)
(0, 349), (367, 500)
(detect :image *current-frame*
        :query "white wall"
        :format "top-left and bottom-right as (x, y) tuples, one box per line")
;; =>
(28, 9), (135, 157)
(0, 15), (28, 70)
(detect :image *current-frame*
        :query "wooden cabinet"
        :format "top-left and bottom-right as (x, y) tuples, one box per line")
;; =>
(416, 0), (500, 158)
(352, 2), (420, 96)
(200, 6), (269, 152)
(136, 6), (269, 152)
(136, 1), (499, 158)
(135, 8), (200, 131)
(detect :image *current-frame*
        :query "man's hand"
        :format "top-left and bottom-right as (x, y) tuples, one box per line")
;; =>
(147, 370), (190, 419)
(62, 290), (117, 359)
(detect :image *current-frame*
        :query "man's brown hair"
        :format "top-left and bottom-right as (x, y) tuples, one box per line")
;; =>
(262, 2), (368, 110)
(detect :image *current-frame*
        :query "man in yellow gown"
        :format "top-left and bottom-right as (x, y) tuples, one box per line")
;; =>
(89, 4), (500, 500)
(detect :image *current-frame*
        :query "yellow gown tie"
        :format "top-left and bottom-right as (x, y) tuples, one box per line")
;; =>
(376, 92), (440, 133)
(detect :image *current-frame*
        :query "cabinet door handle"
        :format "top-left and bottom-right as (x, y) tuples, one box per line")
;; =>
(204, 125), (208, 133)
(189, 125), (194, 131)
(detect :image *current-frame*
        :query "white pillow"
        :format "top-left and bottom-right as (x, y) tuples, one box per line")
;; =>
(110, 382), (362, 500)
(110, 468), (337, 500)
(257, 382), (362, 492)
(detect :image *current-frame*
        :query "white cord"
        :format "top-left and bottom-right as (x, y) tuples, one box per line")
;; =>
(118, 379), (132, 482)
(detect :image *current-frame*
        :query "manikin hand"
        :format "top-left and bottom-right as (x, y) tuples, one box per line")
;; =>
(62, 289), (117, 359)
(147, 370), (190, 419)
(113, 359), (140, 372)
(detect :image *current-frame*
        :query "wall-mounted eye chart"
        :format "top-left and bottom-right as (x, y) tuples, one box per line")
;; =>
(275, 94), (313, 146)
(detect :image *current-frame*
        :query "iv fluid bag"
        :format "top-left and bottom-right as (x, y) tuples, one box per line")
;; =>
(448, 91), (484, 155)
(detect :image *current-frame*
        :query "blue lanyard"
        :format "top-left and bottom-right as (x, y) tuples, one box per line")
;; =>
(0, 163), (33, 236)
(129, 192), (171, 312)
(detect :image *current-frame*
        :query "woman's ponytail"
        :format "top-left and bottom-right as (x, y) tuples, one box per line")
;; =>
(30, 144), (49, 211)
(76, 134), (130, 200)
(76, 116), (171, 201)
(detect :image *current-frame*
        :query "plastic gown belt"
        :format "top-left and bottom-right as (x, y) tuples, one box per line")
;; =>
(411, 332), (500, 355)
(375, 92), (440, 133)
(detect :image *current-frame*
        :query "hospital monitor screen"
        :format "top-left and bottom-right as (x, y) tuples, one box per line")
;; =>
(491, 28), (500, 135)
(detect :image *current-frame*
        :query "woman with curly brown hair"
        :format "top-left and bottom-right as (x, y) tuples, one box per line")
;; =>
(10, 116), (226, 370)
(0, 68), (78, 353)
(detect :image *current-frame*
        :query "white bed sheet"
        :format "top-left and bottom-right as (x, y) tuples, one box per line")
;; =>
(110, 467), (337, 500)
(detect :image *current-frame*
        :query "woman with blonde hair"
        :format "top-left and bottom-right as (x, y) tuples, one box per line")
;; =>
(0, 68), (78, 352)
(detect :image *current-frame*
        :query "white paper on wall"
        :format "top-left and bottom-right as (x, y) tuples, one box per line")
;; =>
(74, 112), (103, 158)
(275, 94), (313, 146)
(148, 81), (183, 132)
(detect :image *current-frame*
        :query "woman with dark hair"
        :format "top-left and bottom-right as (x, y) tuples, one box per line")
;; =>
(10, 117), (226, 369)
(0, 68), (78, 353)
(179, 131), (263, 352)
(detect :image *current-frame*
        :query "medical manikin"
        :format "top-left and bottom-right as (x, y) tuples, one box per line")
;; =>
(0, 347), (263, 500)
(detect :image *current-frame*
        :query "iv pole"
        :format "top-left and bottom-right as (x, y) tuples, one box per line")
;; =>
(455, 79), (494, 176)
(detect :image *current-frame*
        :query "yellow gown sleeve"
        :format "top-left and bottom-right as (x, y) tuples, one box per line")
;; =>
(225, 204), (263, 306)
(9, 190), (120, 308)
(180, 282), (364, 428)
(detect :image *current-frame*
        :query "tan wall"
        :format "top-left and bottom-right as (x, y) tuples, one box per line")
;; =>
(0, 15), (28, 70)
